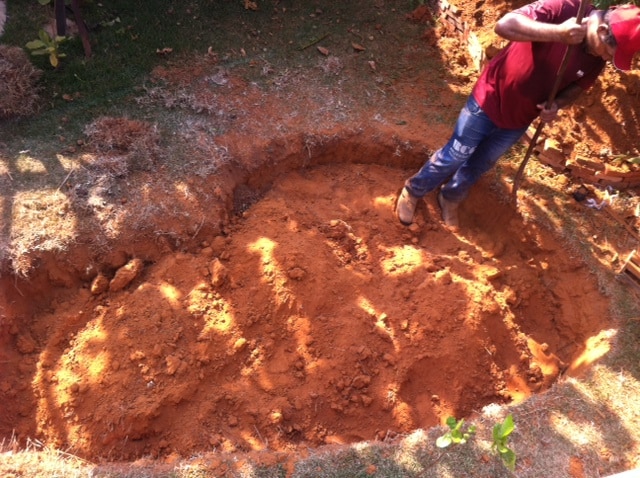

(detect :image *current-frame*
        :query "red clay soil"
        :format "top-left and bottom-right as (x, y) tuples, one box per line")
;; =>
(0, 0), (633, 464)
(0, 158), (611, 461)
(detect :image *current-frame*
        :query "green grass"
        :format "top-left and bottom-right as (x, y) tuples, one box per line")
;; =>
(1, 0), (437, 148)
(4, 1), (240, 138)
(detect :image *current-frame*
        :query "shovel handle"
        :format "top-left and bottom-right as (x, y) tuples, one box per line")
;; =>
(511, 0), (590, 203)
(544, 0), (590, 107)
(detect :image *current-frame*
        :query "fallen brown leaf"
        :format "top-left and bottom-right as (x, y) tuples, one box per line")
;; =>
(352, 42), (366, 52)
(244, 0), (258, 10)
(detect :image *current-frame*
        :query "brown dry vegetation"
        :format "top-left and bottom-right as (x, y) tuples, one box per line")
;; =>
(0, 45), (41, 118)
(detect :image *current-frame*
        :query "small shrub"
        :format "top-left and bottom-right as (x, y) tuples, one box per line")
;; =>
(436, 417), (477, 448)
(26, 29), (67, 68)
(492, 414), (516, 471)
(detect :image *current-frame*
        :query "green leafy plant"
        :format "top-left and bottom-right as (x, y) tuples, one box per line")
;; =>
(492, 414), (516, 471)
(610, 153), (640, 165)
(25, 30), (67, 68)
(436, 416), (477, 448)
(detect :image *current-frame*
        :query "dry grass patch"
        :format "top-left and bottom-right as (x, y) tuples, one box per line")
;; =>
(0, 45), (41, 119)
(9, 189), (76, 276)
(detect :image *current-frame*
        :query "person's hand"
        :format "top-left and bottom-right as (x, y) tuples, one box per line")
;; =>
(537, 101), (560, 123)
(559, 17), (587, 44)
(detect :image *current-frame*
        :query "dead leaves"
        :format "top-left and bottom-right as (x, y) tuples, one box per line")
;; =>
(244, 0), (258, 10)
(62, 92), (81, 102)
(316, 41), (367, 58)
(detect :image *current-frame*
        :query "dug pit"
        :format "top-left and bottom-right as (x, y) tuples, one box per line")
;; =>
(0, 144), (612, 461)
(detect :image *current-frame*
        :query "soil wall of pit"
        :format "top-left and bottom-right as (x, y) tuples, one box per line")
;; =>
(0, 134), (613, 461)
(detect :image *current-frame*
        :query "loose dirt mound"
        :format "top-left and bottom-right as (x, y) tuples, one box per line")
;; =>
(0, 157), (610, 460)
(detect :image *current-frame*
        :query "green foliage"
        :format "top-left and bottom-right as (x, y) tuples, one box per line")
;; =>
(593, 0), (639, 9)
(611, 153), (640, 165)
(492, 414), (516, 471)
(435, 417), (477, 448)
(25, 29), (67, 68)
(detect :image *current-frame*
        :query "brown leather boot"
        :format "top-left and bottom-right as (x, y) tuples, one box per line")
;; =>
(437, 191), (460, 228)
(395, 187), (419, 226)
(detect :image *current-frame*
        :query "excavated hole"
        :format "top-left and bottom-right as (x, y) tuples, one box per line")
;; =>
(0, 141), (612, 462)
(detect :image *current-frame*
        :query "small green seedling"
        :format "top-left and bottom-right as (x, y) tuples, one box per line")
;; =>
(26, 29), (67, 68)
(492, 414), (516, 471)
(436, 416), (477, 448)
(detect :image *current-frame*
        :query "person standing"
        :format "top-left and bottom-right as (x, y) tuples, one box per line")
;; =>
(395, 0), (640, 228)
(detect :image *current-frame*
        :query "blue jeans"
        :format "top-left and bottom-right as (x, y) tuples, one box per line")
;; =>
(405, 95), (528, 203)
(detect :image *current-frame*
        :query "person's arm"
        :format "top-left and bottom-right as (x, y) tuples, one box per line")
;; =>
(554, 84), (584, 108)
(537, 84), (584, 122)
(495, 12), (587, 44)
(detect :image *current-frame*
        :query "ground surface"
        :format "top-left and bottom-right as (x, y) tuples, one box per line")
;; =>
(1, 0), (640, 473)
(0, 162), (613, 461)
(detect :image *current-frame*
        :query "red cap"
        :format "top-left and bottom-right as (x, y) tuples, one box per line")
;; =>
(610, 4), (640, 70)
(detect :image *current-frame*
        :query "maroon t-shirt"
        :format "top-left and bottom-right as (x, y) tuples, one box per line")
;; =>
(472, 0), (605, 129)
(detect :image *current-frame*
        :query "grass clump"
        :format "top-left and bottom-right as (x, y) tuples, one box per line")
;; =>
(0, 45), (42, 118)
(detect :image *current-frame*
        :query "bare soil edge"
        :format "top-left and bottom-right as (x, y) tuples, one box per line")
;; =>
(0, 128), (422, 283)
